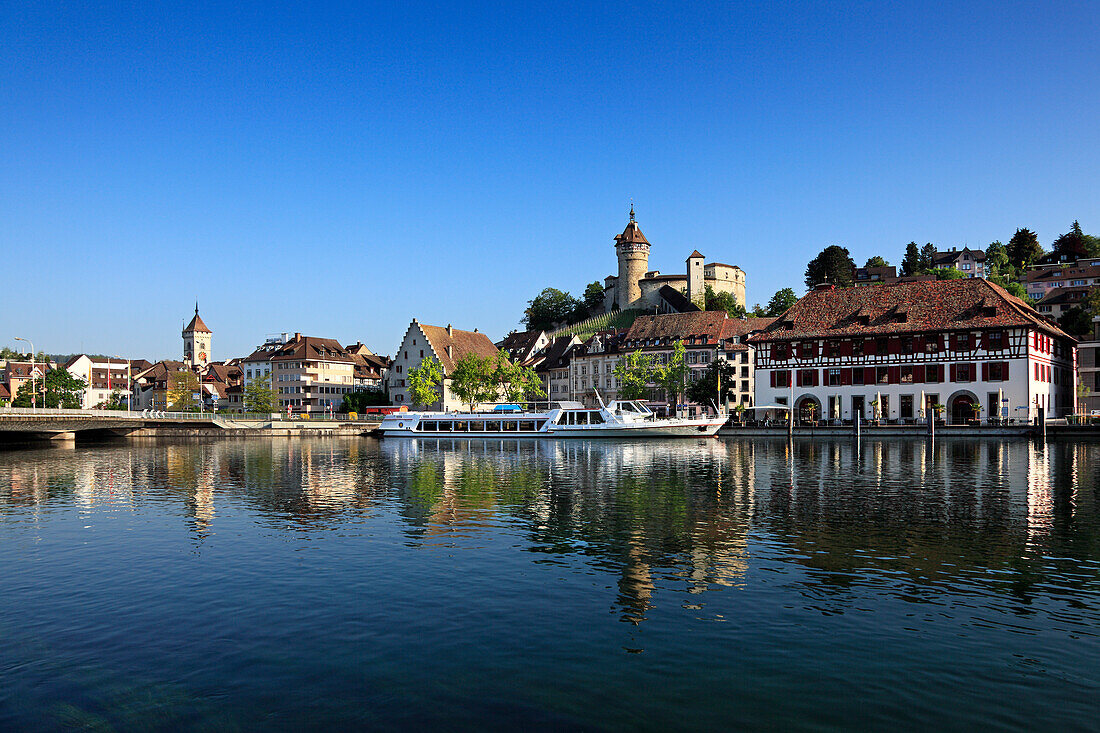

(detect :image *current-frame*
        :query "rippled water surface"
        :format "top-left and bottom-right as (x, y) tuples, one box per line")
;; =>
(2, 436), (1099, 730)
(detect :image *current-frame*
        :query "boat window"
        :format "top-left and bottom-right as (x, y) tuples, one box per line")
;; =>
(589, 412), (604, 424)
(421, 421), (437, 431)
(503, 421), (518, 431)
(469, 421), (484, 432)
(535, 420), (547, 430)
(438, 420), (452, 432)
(485, 420), (501, 431)
(455, 421), (467, 432)
(519, 420), (534, 431)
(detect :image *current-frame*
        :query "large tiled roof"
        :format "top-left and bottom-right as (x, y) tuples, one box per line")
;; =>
(134, 360), (189, 383)
(534, 336), (579, 372)
(626, 311), (732, 342)
(748, 279), (1073, 343)
(720, 317), (775, 340)
(272, 336), (353, 363)
(420, 324), (499, 373)
(0, 384), (9, 399)
(1026, 263), (1100, 283)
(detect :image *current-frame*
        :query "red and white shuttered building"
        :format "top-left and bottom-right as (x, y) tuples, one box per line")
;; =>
(748, 279), (1077, 425)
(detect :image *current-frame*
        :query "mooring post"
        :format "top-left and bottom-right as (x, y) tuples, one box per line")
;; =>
(1039, 406), (1046, 442)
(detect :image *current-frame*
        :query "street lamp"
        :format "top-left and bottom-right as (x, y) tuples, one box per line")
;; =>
(13, 337), (35, 412)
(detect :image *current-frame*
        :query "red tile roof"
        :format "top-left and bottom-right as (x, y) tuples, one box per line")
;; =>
(420, 324), (500, 373)
(626, 312), (731, 342)
(614, 219), (650, 246)
(271, 335), (353, 363)
(748, 279), (1074, 343)
(184, 308), (211, 334)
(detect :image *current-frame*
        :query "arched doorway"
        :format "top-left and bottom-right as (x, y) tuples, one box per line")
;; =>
(950, 393), (977, 425)
(796, 396), (821, 424)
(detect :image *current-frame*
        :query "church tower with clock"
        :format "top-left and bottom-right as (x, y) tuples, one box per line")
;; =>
(183, 303), (212, 369)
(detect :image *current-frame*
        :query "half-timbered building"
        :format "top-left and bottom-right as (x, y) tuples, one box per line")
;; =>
(749, 279), (1077, 424)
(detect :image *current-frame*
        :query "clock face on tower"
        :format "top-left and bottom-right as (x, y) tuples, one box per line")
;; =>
(198, 351), (207, 362)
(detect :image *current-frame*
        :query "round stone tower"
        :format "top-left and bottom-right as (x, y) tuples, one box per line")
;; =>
(614, 205), (651, 310)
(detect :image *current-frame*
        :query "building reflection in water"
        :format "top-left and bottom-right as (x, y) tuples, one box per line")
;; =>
(2, 436), (1098, 628)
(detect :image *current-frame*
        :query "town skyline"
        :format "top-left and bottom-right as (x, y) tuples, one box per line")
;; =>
(3, 2), (1099, 358)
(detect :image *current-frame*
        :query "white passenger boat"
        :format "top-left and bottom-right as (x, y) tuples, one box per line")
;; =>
(378, 399), (725, 438)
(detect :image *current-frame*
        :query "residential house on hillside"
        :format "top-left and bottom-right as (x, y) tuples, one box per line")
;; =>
(2, 360), (56, 406)
(497, 330), (550, 364)
(388, 320), (501, 410)
(532, 335), (582, 403)
(932, 247), (987, 277)
(271, 333), (355, 415)
(750, 279), (1077, 425)
(346, 342), (391, 390)
(1025, 260), (1100, 301)
(853, 265), (898, 287)
(1035, 286), (1092, 320)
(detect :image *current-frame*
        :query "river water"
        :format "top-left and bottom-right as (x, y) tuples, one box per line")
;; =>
(1, 436), (1098, 730)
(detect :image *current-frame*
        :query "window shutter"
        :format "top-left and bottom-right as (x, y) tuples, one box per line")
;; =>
(865, 339), (876, 356)
(914, 336), (925, 352)
(914, 365), (925, 383)
(950, 334), (958, 351)
(841, 340), (853, 356)
(1002, 362), (1009, 380)
(950, 364), (958, 382)
(841, 368), (851, 386)
(814, 370), (820, 386)
(982, 362), (989, 381)
(1034, 363), (1039, 380)
(796, 370), (802, 387)
(888, 366), (900, 384)
(888, 338), (901, 354)
(770, 371), (776, 388)
(864, 367), (875, 384)
(810, 342), (819, 358)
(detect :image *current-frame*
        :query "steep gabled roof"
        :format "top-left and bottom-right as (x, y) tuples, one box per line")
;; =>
(496, 330), (546, 362)
(625, 311), (731, 343)
(271, 335), (353, 363)
(748, 279), (1073, 343)
(614, 207), (650, 246)
(184, 307), (211, 334)
(657, 284), (701, 313)
(420, 324), (499, 373)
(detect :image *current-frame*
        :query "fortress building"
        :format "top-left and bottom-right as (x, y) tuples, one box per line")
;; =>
(603, 206), (746, 313)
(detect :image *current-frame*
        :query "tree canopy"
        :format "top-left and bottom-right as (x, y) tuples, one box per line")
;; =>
(612, 350), (655, 401)
(244, 373), (278, 414)
(407, 357), (444, 408)
(493, 350), (545, 403)
(805, 245), (855, 290)
(685, 359), (737, 408)
(12, 368), (85, 409)
(581, 281), (605, 314)
(765, 288), (799, 316)
(900, 242), (922, 277)
(167, 370), (200, 411)
(1007, 228), (1043, 269)
(653, 340), (687, 408)
(523, 288), (581, 331)
(704, 285), (745, 317)
(864, 256), (889, 267)
(448, 352), (499, 411)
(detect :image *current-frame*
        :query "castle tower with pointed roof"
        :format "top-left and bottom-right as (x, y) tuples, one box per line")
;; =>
(614, 204), (651, 310)
(183, 303), (212, 369)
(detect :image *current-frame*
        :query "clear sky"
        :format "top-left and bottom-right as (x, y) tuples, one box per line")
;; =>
(2, 1), (1098, 361)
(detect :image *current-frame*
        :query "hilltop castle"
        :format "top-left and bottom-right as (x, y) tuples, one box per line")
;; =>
(602, 206), (746, 313)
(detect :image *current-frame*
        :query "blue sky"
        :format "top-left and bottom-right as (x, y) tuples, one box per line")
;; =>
(2, 1), (1098, 360)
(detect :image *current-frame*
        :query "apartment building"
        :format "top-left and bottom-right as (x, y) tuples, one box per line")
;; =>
(271, 333), (355, 415)
(63, 355), (133, 408)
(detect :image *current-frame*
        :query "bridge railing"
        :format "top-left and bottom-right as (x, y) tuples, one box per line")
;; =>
(0, 407), (213, 420)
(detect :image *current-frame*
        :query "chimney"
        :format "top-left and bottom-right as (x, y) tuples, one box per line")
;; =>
(294, 332), (301, 341)
(446, 345), (453, 359)
(447, 324), (453, 337)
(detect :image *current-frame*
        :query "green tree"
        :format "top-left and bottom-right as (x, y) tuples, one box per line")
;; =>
(12, 368), (85, 409)
(749, 303), (767, 317)
(492, 350), (546, 403)
(341, 389), (388, 413)
(901, 242), (922, 276)
(766, 288), (799, 316)
(685, 358), (737, 408)
(804, 245), (855, 290)
(984, 240), (1009, 275)
(167, 370), (201, 411)
(929, 267), (966, 280)
(864, 255), (889, 267)
(919, 243), (937, 272)
(1052, 220), (1089, 258)
(704, 285), (746, 317)
(1058, 305), (1093, 338)
(448, 352), (499, 411)
(523, 288), (581, 331)
(102, 388), (128, 410)
(407, 357), (444, 408)
(1007, 228), (1042, 269)
(989, 275), (1032, 303)
(612, 350), (655, 400)
(654, 340), (688, 409)
(244, 373), (278, 414)
(581, 281), (605, 315)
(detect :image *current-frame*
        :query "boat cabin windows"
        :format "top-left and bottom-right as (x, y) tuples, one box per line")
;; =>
(557, 410), (605, 425)
(415, 418), (546, 432)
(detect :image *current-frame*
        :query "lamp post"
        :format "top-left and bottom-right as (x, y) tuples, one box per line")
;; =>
(13, 337), (35, 412)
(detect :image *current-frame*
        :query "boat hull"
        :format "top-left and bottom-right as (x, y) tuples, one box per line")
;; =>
(379, 420), (725, 439)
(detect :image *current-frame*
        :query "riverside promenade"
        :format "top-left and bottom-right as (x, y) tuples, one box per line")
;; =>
(0, 407), (378, 442)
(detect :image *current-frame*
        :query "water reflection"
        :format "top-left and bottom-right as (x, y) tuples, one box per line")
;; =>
(1, 437), (1098, 626)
